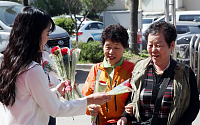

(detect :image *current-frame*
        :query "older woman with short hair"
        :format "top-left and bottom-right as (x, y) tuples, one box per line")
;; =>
(82, 23), (135, 125)
(118, 21), (199, 125)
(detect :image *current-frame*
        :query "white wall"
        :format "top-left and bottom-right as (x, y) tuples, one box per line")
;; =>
(183, 0), (200, 10)
(141, 0), (165, 12)
(176, 0), (183, 9)
(141, 0), (185, 12)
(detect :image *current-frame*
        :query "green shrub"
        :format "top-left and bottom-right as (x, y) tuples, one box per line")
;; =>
(140, 50), (149, 58)
(54, 16), (75, 35)
(123, 49), (149, 63)
(74, 41), (104, 63)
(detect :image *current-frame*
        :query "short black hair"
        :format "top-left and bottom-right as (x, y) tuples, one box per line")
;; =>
(144, 21), (177, 47)
(101, 23), (129, 48)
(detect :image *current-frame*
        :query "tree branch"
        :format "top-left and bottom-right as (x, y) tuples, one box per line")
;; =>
(65, 0), (77, 24)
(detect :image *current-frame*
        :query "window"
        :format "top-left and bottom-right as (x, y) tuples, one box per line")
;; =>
(179, 15), (200, 22)
(143, 19), (153, 24)
(90, 23), (98, 29)
(86, 23), (102, 30)
(0, 26), (2, 30)
(176, 26), (190, 34)
(0, 5), (23, 27)
(97, 23), (103, 29)
(85, 25), (90, 30)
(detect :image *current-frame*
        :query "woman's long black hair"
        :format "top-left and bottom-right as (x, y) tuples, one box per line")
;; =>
(0, 6), (55, 106)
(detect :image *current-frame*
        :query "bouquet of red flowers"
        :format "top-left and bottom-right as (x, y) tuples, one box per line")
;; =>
(50, 46), (67, 79)
(50, 46), (83, 101)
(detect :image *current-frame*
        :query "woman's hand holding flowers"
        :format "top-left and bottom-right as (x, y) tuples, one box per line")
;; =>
(55, 80), (67, 97)
(55, 80), (72, 97)
(88, 104), (101, 116)
(125, 103), (133, 116)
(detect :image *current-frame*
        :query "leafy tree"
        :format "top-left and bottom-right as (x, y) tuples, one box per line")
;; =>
(31, 0), (115, 46)
(65, 0), (98, 46)
(31, 0), (70, 17)
(82, 0), (115, 20)
(65, 0), (114, 46)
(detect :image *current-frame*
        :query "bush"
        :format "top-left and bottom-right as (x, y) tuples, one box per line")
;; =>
(72, 41), (104, 63)
(123, 49), (149, 63)
(54, 16), (75, 35)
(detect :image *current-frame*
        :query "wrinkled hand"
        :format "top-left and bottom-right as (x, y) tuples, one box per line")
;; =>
(117, 117), (127, 125)
(88, 104), (101, 116)
(125, 103), (133, 116)
(86, 92), (112, 105)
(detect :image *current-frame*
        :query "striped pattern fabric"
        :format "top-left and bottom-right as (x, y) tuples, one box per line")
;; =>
(140, 61), (174, 118)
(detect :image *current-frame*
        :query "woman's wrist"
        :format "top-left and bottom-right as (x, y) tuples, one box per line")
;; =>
(86, 95), (93, 105)
(55, 89), (61, 98)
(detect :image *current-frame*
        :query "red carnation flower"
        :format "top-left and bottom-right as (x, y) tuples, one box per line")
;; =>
(51, 46), (59, 54)
(42, 61), (48, 68)
(70, 48), (76, 56)
(99, 80), (106, 84)
(124, 82), (132, 89)
(61, 48), (68, 55)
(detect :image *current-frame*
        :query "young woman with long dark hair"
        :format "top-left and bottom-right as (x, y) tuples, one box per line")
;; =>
(0, 6), (111, 125)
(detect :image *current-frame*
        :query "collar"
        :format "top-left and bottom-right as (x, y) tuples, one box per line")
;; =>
(103, 57), (123, 68)
(149, 58), (171, 74)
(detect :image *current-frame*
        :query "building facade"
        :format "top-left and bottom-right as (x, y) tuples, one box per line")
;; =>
(107, 0), (200, 13)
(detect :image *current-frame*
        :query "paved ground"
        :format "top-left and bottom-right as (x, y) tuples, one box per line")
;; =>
(56, 87), (92, 125)
(56, 65), (200, 125)
(56, 67), (92, 125)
